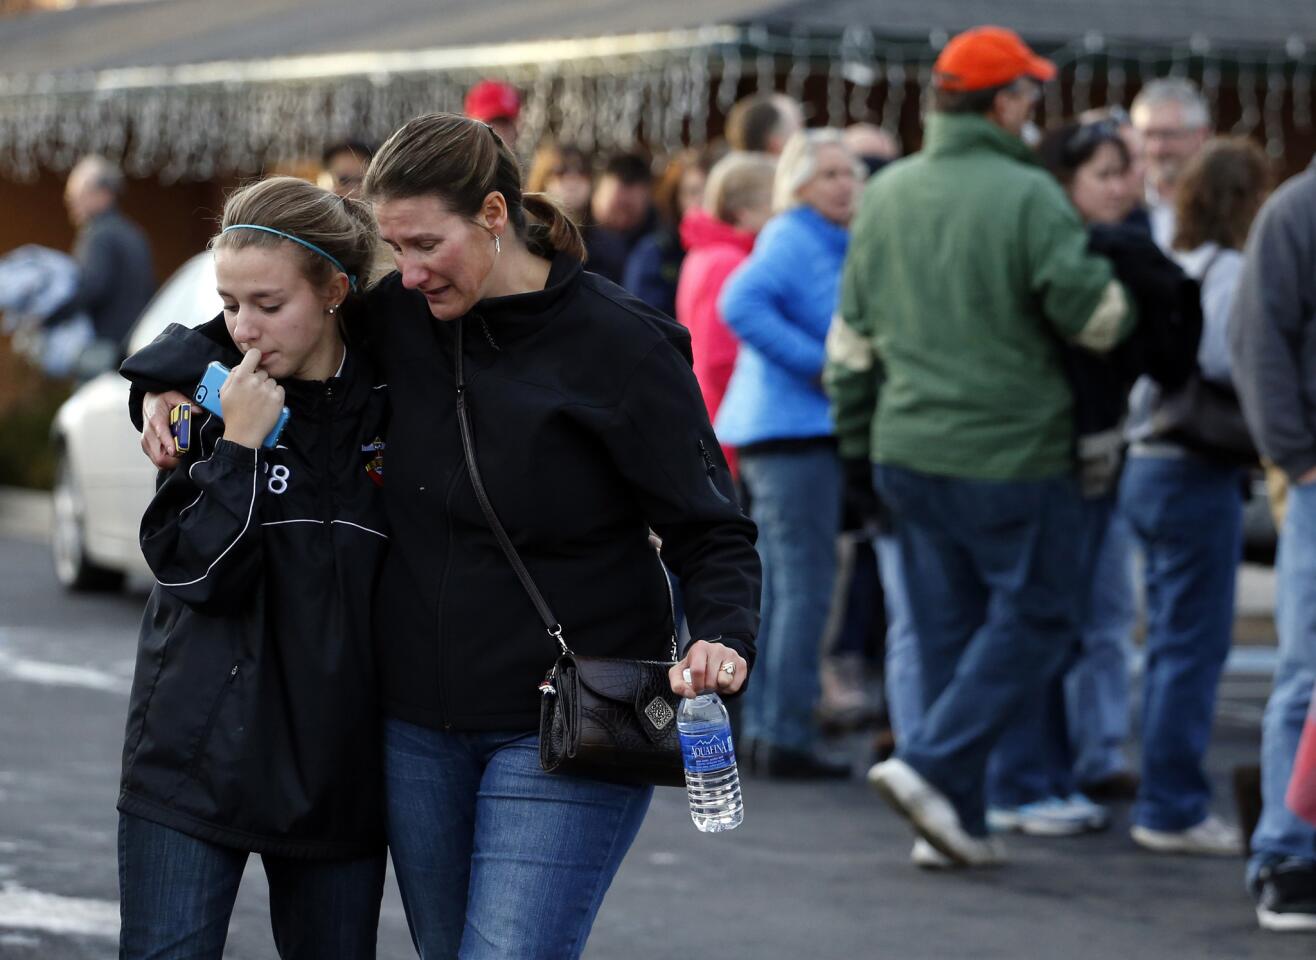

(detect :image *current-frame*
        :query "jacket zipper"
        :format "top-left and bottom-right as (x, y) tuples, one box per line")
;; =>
(181, 663), (240, 787)
(321, 381), (335, 539)
(431, 455), (468, 732)
(698, 439), (732, 504)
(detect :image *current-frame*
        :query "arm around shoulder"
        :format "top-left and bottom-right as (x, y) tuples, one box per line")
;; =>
(140, 434), (266, 612)
(1025, 182), (1137, 353)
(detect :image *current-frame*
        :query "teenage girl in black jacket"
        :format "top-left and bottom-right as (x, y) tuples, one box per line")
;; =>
(118, 177), (388, 960)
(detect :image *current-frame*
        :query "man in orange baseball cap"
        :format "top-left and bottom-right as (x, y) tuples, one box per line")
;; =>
(463, 79), (521, 150)
(831, 25), (1138, 870)
(931, 25), (1055, 137)
(934, 26), (1056, 92)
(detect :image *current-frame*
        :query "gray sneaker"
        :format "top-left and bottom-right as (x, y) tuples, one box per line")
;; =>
(868, 758), (1006, 867)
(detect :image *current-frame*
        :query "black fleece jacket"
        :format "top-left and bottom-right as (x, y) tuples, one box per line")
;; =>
(370, 253), (759, 731)
(118, 326), (388, 857)
(125, 252), (760, 734)
(1063, 223), (1204, 439)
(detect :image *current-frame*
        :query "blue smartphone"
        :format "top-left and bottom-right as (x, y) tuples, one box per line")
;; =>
(194, 361), (291, 449)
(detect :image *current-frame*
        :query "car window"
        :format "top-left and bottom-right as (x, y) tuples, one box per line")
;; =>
(126, 253), (222, 355)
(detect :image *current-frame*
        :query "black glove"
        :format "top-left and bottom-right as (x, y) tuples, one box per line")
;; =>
(841, 457), (883, 533)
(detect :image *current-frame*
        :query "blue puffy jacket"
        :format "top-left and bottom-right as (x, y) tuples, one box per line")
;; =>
(714, 205), (848, 446)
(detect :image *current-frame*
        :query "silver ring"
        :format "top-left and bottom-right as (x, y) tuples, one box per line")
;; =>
(720, 661), (736, 677)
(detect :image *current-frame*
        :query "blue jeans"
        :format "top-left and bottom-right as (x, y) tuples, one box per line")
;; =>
(1067, 509), (1136, 786)
(1119, 454), (1243, 831)
(876, 531), (922, 746)
(383, 720), (652, 960)
(1248, 481), (1316, 885)
(986, 498), (1135, 806)
(118, 813), (385, 960)
(875, 464), (1085, 836)
(738, 444), (841, 751)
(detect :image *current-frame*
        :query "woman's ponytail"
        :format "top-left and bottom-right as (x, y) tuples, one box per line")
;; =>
(522, 192), (587, 263)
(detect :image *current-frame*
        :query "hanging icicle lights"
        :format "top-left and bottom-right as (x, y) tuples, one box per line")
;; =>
(0, 26), (1311, 182)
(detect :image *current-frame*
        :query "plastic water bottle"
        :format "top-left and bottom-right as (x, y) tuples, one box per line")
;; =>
(677, 692), (743, 832)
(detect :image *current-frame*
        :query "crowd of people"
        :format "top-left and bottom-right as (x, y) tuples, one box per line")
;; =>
(50, 23), (1316, 956)
(449, 27), (1313, 935)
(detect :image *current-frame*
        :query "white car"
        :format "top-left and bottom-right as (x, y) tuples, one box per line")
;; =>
(50, 252), (221, 590)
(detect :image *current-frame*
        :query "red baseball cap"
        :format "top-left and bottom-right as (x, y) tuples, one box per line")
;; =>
(464, 80), (521, 122)
(933, 26), (1056, 92)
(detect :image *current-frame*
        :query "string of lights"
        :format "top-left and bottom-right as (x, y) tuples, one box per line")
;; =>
(0, 25), (1310, 181)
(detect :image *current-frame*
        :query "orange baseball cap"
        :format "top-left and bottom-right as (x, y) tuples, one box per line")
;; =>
(464, 80), (521, 122)
(933, 26), (1056, 92)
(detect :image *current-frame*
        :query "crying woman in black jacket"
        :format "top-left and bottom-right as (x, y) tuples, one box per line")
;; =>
(118, 177), (389, 959)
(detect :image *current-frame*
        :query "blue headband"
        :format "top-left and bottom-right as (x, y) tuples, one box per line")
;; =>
(221, 224), (358, 291)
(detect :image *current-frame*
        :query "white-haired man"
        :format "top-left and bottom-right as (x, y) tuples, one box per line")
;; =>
(1130, 78), (1210, 249)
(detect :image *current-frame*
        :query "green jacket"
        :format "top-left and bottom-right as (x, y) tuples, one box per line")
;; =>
(825, 112), (1136, 481)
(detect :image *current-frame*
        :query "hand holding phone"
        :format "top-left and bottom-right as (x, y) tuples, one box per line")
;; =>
(194, 351), (290, 449)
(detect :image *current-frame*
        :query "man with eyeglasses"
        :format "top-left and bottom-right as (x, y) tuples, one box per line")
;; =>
(827, 25), (1138, 868)
(1130, 79), (1211, 249)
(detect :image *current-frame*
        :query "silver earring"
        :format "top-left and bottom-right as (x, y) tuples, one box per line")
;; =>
(327, 304), (338, 315)
(494, 235), (501, 256)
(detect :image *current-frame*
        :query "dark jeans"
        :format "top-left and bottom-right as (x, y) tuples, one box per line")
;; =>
(985, 495), (1129, 806)
(117, 813), (385, 960)
(384, 720), (653, 960)
(1120, 454), (1243, 831)
(875, 464), (1086, 836)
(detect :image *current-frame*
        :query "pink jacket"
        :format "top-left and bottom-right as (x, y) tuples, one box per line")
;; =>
(1288, 704), (1316, 826)
(675, 207), (757, 428)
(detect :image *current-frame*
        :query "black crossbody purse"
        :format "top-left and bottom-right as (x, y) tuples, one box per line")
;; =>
(1146, 249), (1259, 468)
(453, 318), (686, 788)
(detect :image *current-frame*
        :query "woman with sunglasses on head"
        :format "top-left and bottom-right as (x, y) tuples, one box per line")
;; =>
(1040, 119), (1138, 227)
(117, 176), (389, 958)
(983, 118), (1209, 841)
(132, 115), (761, 959)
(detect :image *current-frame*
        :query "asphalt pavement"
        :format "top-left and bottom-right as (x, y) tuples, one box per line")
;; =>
(0, 491), (1312, 958)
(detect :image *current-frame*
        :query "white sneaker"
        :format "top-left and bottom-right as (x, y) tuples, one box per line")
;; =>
(988, 796), (1102, 837)
(1130, 814), (1242, 856)
(907, 834), (1006, 869)
(1064, 793), (1111, 831)
(868, 758), (1006, 867)
(911, 837), (956, 870)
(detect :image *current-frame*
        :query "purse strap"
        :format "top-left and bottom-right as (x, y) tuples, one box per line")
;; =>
(1197, 246), (1226, 287)
(454, 317), (570, 658)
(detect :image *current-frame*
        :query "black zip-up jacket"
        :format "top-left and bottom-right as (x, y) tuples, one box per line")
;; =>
(1062, 224), (1204, 439)
(370, 252), (759, 731)
(126, 251), (760, 734)
(118, 324), (389, 858)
